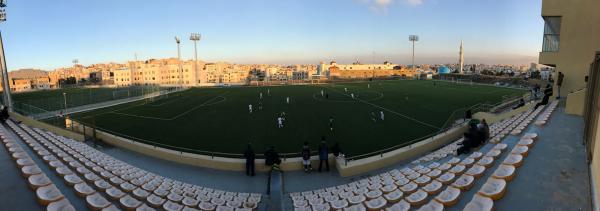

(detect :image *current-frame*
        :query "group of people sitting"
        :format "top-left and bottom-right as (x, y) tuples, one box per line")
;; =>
(457, 119), (490, 155)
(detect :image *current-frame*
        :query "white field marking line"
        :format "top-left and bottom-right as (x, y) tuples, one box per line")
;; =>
(312, 91), (384, 103)
(324, 86), (441, 130)
(148, 93), (186, 107)
(80, 101), (149, 119)
(109, 92), (229, 121)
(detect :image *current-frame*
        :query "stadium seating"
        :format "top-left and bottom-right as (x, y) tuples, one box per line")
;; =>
(1, 95), (559, 211)
(288, 105), (547, 210)
(1, 120), (262, 211)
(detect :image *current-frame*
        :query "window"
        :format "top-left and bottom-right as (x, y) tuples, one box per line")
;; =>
(542, 16), (561, 52)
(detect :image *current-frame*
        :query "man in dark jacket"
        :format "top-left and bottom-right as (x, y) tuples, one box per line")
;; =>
(264, 146), (281, 171)
(556, 72), (564, 99)
(331, 142), (342, 157)
(318, 137), (329, 172)
(244, 144), (255, 176)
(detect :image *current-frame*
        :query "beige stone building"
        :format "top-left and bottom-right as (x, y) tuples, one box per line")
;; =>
(538, 0), (600, 207)
(538, 0), (600, 115)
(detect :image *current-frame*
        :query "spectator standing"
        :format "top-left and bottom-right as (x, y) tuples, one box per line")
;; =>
(301, 142), (312, 173)
(264, 146), (281, 171)
(0, 106), (8, 123)
(331, 142), (342, 157)
(556, 72), (564, 99)
(243, 144), (255, 176)
(318, 137), (329, 172)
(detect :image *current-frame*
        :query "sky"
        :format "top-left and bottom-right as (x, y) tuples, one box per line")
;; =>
(2, 0), (543, 71)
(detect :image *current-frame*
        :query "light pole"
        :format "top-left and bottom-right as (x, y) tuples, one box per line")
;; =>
(175, 36), (183, 88)
(62, 92), (67, 116)
(409, 35), (419, 71)
(190, 33), (201, 85)
(0, 2), (12, 112)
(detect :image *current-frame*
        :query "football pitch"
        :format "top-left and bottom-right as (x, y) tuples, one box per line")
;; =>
(69, 80), (525, 157)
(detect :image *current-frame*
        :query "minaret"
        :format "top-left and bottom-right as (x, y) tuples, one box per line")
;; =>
(459, 41), (464, 74)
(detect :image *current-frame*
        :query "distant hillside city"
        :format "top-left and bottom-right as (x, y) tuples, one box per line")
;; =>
(4, 58), (553, 93)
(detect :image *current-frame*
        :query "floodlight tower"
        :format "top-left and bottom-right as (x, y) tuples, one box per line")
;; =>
(175, 36), (183, 88)
(0, 1), (13, 112)
(190, 33), (201, 85)
(409, 35), (419, 71)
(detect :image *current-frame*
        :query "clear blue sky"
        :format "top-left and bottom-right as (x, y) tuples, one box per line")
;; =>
(3, 0), (543, 70)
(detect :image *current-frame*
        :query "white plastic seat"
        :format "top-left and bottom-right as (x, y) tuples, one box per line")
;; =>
(399, 182), (418, 194)
(36, 184), (64, 205)
(120, 194), (142, 210)
(364, 196), (387, 210)
(448, 165), (467, 175)
(47, 198), (75, 211)
(28, 173), (52, 190)
(106, 187), (126, 200)
(476, 156), (494, 167)
(416, 200), (443, 211)
(414, 175), (432, 186)
(394, 178), (410, 186)
(493, 143), (508, 151)
(146, 194), (166, 208)
(64, 174), (83, 186)
(422, 180), (443, 195)
(492, 164), (516, 181)
(348, 195), (366, 205)
(463, 194), (493, 211)
(74, 183), (97, 197)
(433, 186), (461, 206)
(365, 190), (383, 199)
(465, 165), (486, 178)
(380, 184), (397, 193)
(162, 200), (183, 211)
(437, 163), (452, 172)
(477, 178), (507, 200)
(86, 192), (111, 210)
(451, 175), (475, 191)
(383, 189), (403, 203)
(405, 190), (428, 206)
(330, 199), (349, 209)
(511, 145), (529, 157)
(459, 158), (476, 167)
(385, 200), (410, 211)
(426, 169), (442, 179)
(502, 154), (524, 167)
(435, 172), (456, 185)
(485, 150), (502, 158)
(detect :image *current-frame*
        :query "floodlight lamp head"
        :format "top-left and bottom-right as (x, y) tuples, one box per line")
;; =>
(409, 35), (419, 42)
(190, 33), (201, 41)
(175, 36), (180, 44)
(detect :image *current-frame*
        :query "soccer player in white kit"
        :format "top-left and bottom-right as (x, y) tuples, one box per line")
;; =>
(380, 111), (384, 120)
(286, 97), (290, 104)
(351, 93), (354, 99)
(248, 104), (253, 114)
(277, 117), (283, 128)
(260, 92), (263, 99)
(321, 90), (324, 97)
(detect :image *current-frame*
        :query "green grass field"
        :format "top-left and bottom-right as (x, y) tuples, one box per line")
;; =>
(69, 80), (525, 157)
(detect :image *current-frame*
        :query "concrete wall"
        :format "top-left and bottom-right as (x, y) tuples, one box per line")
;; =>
(336, 123), (468, 177)
(539, 0), (600, 116)
(9, 112), (84, 142)
(69, 120), (334, 172)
